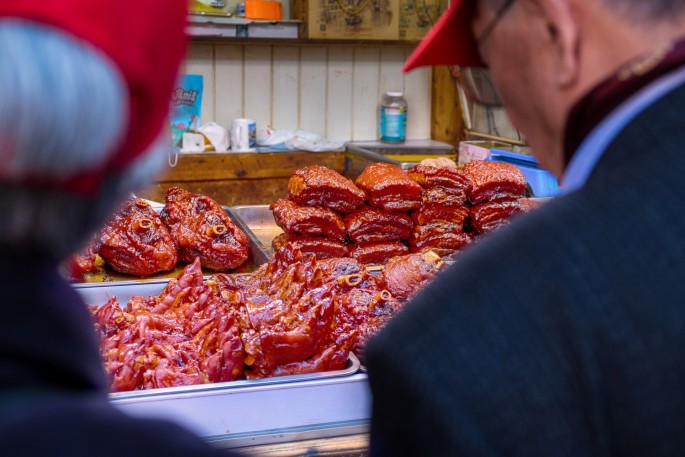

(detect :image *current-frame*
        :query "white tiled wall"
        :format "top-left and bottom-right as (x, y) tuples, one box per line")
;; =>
(184, 43), (432, 142)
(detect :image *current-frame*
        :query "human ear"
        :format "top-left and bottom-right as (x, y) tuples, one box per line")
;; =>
(525, 0), (580, 88)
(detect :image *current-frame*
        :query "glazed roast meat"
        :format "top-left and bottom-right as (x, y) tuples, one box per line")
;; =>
(318, 257), (402, 361)
(411, 203), (470, 227)
(64, 198), (177, 279)
(160, 187), (249, 271)
(421, 186), (470, 206)
(410, 222), (475, 257)
(287, 165), (365, 213)
(462, 160), (527, 204)
(347, 241), (410, 265)
(379, 252), (443, 302)
(469, 200), (523, 234)
(270, 199), (346, 239)
(90, 247), (417, 391)
(345, 205), (414, 244)
(271, 233), (347, 260)
(408, 164), (469, 205)
(91, 258), (245, 392)
(98, 198), (178, 276)
(214, 250), (342, 379)
(355, 162), (423, 212)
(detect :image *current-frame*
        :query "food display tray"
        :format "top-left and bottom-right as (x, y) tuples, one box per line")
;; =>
(345, 140), (456, 178)
(226, 204), (282, 254)
(71, 206), (271, 284)
(73, 279), (370, 448)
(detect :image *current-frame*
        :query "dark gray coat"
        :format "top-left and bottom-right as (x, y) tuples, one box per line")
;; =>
(366, 81), (685, 456)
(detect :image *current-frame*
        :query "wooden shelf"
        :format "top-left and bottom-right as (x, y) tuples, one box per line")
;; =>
(190, 35), (420, 46)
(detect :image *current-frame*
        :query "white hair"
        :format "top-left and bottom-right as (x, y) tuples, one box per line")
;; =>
(0, 20), (131, 258)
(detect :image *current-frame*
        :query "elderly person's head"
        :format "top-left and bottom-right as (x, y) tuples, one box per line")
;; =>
(406, 0), (685, 177)
(0, 1), (187, 260)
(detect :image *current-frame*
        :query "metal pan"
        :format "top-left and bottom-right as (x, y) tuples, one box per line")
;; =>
(109, 353), (361, 401)
(73, 279), (361, 397)
(226, 204), (282, 253)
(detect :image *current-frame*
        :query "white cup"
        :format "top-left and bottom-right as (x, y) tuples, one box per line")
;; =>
(230, 118), (256, 151)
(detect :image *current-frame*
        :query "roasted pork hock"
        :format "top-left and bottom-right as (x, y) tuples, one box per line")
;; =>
(160, 187), (249, 271)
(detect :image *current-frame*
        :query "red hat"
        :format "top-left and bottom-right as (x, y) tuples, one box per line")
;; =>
(0, 0), (187, 196)
(403, 0), (484, 72)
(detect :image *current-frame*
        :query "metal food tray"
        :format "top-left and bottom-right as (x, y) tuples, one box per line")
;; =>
(226, 204), (282, 254)
(74, 278), (370, 448)
(109, 353), (360, 401)
(73, 279), (361, 396)
(71, 206), (271, 285)
(345, 140), (456, 178)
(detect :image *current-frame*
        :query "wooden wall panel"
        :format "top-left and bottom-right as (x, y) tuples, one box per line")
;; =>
(214, 45), (244, 128)
(185, 43), (215, 126)
(299, 47), (328, 136)
(184, 44), (440, 143)
(326, 47), (354, 141)
(352, 48), (381, 141)
(243, 46), (273, 131)
(430, 66), (463, 146)
(272, 47), (301, 130)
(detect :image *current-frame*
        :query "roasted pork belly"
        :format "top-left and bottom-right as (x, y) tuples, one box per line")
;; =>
(421, 186), (469, 206)
(288, 165), (365, 213)
(408, 164), (469, 191)
(271, 233), (347, 260)
(347, 241), (409, 265)
(355, 162), (423, 212)
(462, 160), (527, 204)
(410, 221), (474, 256)
(345, 205), (414, 244)
(469, 200), (523, 234)
(270, 199), (346, 239)
(411, 203), (469, 227)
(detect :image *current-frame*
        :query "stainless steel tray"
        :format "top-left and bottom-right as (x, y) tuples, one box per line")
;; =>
(110, 353), (360, 401)
(73, 279), (361, 397)
(226, 204), (282, 254)
(345, 140), (456, 178)
(70, 206), (270, 284)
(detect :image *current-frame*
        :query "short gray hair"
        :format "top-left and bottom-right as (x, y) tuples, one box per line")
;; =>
(600, 0), (685, 21)
(0, 20), (129, 259)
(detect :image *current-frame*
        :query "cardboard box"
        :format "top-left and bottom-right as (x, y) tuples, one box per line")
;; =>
(308, 0), (400, 40)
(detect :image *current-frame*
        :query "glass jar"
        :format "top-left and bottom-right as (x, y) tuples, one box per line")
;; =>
(379, 91), (407, 143)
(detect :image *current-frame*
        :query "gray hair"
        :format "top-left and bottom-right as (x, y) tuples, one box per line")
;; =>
(599, 0), (685, 21)
(0, 20), (131, 259)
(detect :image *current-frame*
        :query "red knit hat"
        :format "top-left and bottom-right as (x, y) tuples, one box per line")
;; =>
(0, 0), (188, 195)
(404, 0), (484, 72)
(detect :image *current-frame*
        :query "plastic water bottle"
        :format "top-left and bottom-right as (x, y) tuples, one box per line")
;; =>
(379, 91), (407, 143)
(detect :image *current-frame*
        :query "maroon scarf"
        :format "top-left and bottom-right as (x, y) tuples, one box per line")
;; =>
(564, 37), (685, 166)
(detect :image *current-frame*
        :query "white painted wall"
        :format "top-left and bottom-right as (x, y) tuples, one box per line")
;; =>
(183, 43), (432, 142)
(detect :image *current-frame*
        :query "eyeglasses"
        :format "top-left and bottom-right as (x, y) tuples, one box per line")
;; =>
(453, 66), (504, 107)
(475, 0), (517, 46)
